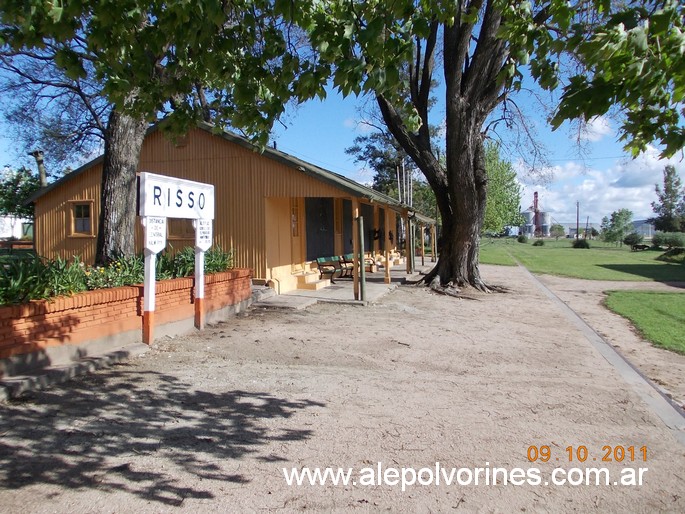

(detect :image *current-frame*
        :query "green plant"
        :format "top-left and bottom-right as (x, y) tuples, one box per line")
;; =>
(205, 245), (234, 274)
(172, 246), (196, 277)
(517, 235), (528, 244)
(572, 238), (590, 249)
(532, 239), (544, 246)
(0, 255), (49, 304)
(652, 232), (685, 249)
(45, 257), (87, 297)
(623, 232), (643, 247)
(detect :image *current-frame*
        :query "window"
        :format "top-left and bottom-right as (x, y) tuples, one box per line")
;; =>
(69, 201), (94, 237)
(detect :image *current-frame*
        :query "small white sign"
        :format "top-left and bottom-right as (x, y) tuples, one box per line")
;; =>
(139, 172), (215, 220)
(195, 219), (213, 251)
(144, 216), (167, 254)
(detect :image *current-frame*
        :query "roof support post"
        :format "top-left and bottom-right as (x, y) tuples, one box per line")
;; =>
(404, 211), (411, 274)
(431, 224), (437, 262)
(384, 209), (392, 284)
(352, 197), (360, 300)
(420, 224), (425, 267)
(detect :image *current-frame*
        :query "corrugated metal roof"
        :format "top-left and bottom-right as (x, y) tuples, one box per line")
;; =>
(26, 122), (436, 224)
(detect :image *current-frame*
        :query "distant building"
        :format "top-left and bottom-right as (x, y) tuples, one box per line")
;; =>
(0, 216), (32, 240)
(632, 220), (655, 238)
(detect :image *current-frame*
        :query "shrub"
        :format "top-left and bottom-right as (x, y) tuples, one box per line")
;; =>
(532, 239), (544, 246)
(572, 238), (590, 249)
(652, 232), (685, 249)
(623, 232), (643, 247)
(1, 246), (235, 305)
(664, 232), (685, 249)
(517, 234), (528, 244)
(0, 255), (86, 305)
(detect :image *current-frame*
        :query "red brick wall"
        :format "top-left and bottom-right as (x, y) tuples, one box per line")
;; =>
(0, 269), (251, 360)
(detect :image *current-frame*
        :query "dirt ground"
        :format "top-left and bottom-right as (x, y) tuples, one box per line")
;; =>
(1, 264), (684, 512)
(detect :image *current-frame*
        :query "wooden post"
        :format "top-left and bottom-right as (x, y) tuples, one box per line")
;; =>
(431, 225), (437, 262)
(384, 209), (391, 284)
(405, 212), (411, 274)
(352, 197), (360, 300)
(420, 224), (425, 266)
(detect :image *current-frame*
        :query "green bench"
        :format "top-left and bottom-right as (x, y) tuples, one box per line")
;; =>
(316, 256), (353, 283)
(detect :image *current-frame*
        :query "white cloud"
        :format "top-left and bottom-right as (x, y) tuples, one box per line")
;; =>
(517, 147), (685, 224)
(579, 115), (614, 142)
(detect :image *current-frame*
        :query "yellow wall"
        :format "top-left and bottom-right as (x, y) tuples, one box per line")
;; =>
(34, 127), (353, 280)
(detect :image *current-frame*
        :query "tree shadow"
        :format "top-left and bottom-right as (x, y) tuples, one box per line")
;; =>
(598, 264), (685, 286)
(0, 369), (324, 506)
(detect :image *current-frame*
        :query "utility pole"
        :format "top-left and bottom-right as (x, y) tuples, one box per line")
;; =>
(576, 202), (580, 240)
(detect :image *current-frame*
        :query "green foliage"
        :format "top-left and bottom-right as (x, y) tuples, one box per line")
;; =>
(606, 292), (685, 354)
(551, 1), (685, 158)
(601, 209), (633, 246)
(205, 245), (234, 274)
(652, 232), (685, 249)
(517, 234), (528, 244)
(572, 239), (590, 249)
(482, 144), (524, 233)
(85, 255), (144, 290)
(0, 166), (40, 219)
(623, 232), (643, 247)
(532, 239), (544, 246)
(651, 165), (685, 232)
(550, 224), (565, 240)
(0, 254), (85, 305)
(1, 246), (234, 305)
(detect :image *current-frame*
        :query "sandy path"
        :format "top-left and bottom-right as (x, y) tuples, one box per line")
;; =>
(538, 274), (685, 410)
(0, 265), (684, 512)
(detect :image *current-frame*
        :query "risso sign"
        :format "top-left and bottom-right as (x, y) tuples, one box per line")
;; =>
(138, 171), (215, 220)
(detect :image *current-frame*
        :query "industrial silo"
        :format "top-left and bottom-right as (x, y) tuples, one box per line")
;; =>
(522, 210), (535, 236)
(541, 212), (552, 237)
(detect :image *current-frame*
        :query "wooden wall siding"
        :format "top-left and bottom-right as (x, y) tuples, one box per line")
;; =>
(35, 127), (359, 280)
(34, 163), (103, 264)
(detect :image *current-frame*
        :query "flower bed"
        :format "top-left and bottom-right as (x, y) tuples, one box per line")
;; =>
(0, 269), (252, 375)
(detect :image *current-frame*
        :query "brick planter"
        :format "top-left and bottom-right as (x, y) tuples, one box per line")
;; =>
(0, 269), (252, 376)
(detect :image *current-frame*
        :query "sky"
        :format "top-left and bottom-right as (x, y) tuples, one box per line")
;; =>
(1, 83), (683, 227)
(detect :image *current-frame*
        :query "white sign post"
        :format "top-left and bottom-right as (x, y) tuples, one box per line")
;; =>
(139, 172), (214, 344)
(141, 216), (167, 344)
(194, 219), (213, 329)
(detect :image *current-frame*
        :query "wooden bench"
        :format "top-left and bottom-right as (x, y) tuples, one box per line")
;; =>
(341, 253), (377, 273)
(315, 256), (347, 283)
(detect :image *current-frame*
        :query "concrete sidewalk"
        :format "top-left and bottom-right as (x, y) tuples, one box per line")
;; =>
(255, 259), (436, 308)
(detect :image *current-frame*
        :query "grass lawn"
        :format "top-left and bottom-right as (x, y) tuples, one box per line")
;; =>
(479, 238), (685, 282)
(605, 291), (685, 354)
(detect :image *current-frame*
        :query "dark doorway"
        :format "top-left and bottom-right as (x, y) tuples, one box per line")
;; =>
(343, 199), (353, 254)
(305, 198), (335, 260)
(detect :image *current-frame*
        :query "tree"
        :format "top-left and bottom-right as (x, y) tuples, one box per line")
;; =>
(0, 166), (40, 220)
(482, 144), (523, 234)
(602, 209), (633, 246)
(623, 232), (643, 246)
(651, 165), (685, 232)
(0, 44), (109, 173)
(550, 224), (565, 240)
(1, 1), (324, 264)
(287, 0), (684, 291)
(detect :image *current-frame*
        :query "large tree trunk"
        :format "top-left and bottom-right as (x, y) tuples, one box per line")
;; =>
(432, 129), (489, 291)
(95, 108), (147, 264)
